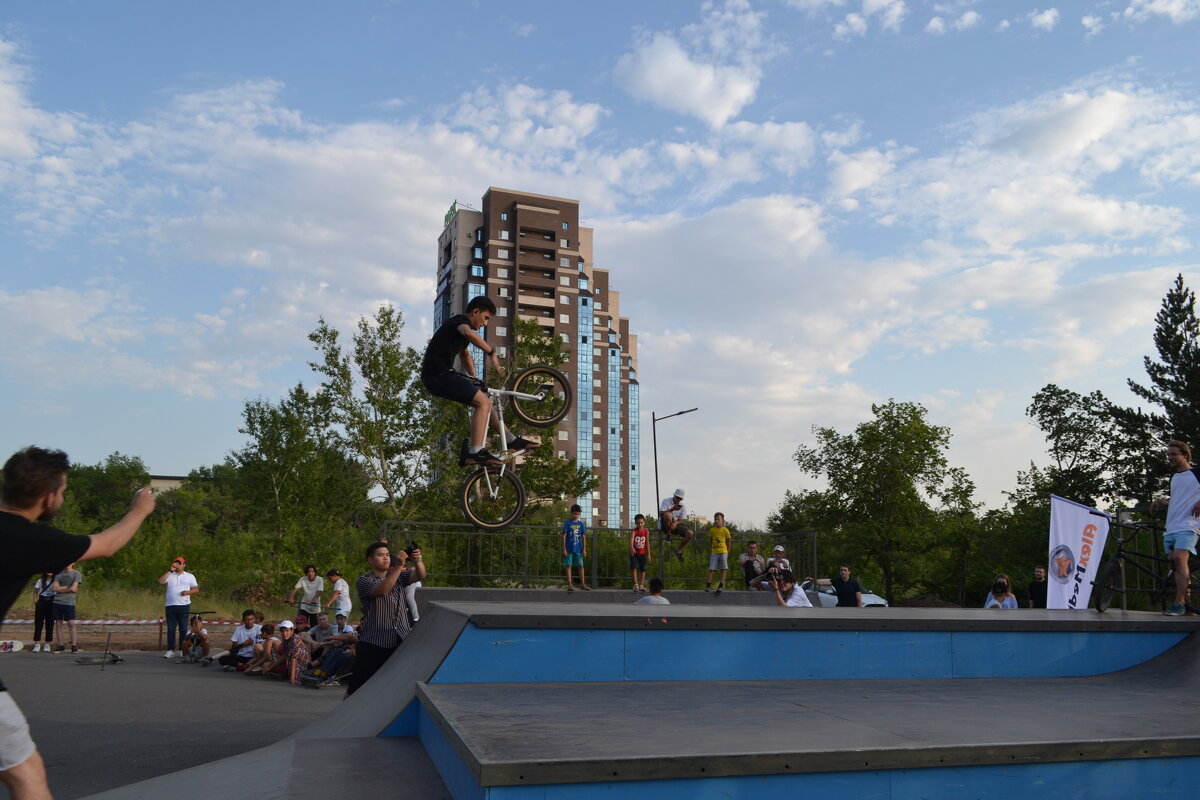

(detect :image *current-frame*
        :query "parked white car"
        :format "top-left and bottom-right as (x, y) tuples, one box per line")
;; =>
(801, 579), (889, 607)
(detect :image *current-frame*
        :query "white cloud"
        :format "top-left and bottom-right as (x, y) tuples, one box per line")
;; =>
(926, 15), (947, 34)
(834, 12), (869, 38)
(1082, 14), (1105, 36)
(955, 10), (982, 29)
(613, 0), (772, 128)
(1028, 8), (1060, 30)
(834, 0), (906, 37)
(1120, 0), (1200, 22)
(511, 22), (536, 37)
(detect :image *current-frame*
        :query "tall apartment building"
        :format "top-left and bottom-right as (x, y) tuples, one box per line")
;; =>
(434, 188), (640, 528)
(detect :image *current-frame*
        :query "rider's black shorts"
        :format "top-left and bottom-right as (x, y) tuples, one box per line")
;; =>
(422, 371), (481, 405)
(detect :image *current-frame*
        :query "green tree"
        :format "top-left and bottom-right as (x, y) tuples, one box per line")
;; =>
(785, 400), (967, 603)
(308, 304), (432, 518)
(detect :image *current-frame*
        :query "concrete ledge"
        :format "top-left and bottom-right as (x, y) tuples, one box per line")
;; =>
(423, 599), (1200, 632)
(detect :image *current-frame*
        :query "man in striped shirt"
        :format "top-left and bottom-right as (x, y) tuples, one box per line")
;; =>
(348, 541), (425, 696)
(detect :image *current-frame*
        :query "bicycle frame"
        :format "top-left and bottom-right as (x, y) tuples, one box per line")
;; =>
(1094, 518), (1179, 611)
(463, 379), (545, 497)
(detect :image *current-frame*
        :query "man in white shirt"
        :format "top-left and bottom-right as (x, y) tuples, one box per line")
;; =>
(659, 489), (695, 563)
(1151, 440), (1200, 616)
(325, 568), (352, 619)
(157, 557), (198, 658)
(219, 609), (261, 671)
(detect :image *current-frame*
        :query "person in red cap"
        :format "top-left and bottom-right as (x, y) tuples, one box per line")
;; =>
(157, 556), (199, 659)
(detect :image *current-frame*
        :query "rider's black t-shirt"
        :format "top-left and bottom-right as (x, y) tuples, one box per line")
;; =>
(0, 511), (90, 691)
(1029, 579), (1048, 608)
(421, 314), (471, 379)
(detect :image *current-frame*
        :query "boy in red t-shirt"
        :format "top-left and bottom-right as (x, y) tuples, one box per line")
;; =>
(629, 514), (651, 592)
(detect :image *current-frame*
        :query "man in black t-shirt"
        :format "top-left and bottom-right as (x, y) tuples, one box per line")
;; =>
(0, 446), (155, 797)
(818, 564), (864, 607)
(1028, 565), (1048, 609)
(421, 295), (538, 466)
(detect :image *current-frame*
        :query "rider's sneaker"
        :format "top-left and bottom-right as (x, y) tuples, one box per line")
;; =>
(1164, 603), (1187, 616)
(507, 435), (540, 452)
(675, 549), (684, 563)
(463, 448), (503, 466)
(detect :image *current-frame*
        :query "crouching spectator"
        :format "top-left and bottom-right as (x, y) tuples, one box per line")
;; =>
(183, 615), (210, 663)
(265, 620), (308, 684)
(771, 568), (813, 608)
(243, 623), (280, 675)
(219, 609), (260, 671)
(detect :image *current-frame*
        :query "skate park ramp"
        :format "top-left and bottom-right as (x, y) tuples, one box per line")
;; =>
(82, 596), (1200, 799)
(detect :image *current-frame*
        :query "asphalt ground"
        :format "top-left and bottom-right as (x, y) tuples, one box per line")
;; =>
(0, 647), (342, 799)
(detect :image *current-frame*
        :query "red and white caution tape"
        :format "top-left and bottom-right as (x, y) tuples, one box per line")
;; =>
(2, 618), (239, 625)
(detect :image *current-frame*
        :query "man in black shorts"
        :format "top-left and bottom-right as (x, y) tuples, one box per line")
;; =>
(421, 296), (538, 466)
(0, 446), (156, 798)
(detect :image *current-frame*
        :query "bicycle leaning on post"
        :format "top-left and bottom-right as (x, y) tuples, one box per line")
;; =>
(457, 365), (572, 530)
(1092, 517), (1200, 613)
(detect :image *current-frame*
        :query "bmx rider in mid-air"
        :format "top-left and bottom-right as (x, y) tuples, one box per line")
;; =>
(420, 295), (538, 466)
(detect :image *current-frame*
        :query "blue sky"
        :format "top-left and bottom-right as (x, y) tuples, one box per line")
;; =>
(2, 0), (1199, 527)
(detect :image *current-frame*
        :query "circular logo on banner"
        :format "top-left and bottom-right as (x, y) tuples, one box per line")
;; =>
(1049, 545), (1075, 584)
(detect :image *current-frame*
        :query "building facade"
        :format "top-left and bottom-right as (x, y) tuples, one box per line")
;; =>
(434, 188), (640, 528)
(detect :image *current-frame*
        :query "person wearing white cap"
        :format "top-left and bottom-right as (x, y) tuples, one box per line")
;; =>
(658, 489), (695, 562)
(768, 545), (791, 572)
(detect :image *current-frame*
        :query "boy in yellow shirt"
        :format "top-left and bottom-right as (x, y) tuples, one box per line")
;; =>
(705, 512), (732, 595)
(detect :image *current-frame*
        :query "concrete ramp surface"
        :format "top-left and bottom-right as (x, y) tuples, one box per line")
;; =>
(79, 599), (1200, 799)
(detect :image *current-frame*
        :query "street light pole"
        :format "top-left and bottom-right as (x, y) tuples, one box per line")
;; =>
(652, 407), (698, 582)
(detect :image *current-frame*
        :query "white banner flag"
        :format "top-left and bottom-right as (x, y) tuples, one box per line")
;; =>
(1048, 495), (1111, 610)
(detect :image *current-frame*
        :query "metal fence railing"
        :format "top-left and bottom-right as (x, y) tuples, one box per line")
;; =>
(380, 521), (819, 590)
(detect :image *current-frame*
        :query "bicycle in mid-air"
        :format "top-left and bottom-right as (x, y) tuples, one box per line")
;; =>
(457, 365), (572, 530)
(1092, 518), (1200, 613)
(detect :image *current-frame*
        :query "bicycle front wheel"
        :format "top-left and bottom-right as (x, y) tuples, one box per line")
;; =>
(461, 467), (526, 530)
(508, 366), (572, 428)
(1093, 560), (1123, 612)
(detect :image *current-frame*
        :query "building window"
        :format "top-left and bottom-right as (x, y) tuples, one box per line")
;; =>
(558, 430), (569, 440)
(593, 426), (601, 436)
(498, 249), (509, 259)
(560, 239), (569, 248)
(592, 459), (600, 467)
(497, 287), (508, 297)
(496, 327), (507, 337)
(497, 268), (508, 278)
(593, 410), (600, 418)
(562, 221), (569, 230)
(557, 450), (565, 458)
(560, 257), (570, 267)
(561, 333), (569, 343)
(497, 307), (508, 316)
(560, 295), (569, 305)
(579, 278), (588, 290)
(593, 443), (600, 451)
(581, 335), (588, 344)
(499, 230), (510, 240)
(470, 265), (484, 277)
(560, 275), (570, 285)
(559, 314), (570, 324)
(500, 212), (508, 221)
(581, 298), (588, 307)
(595, 378), (602, 387)
(595, 301), (602, 310)
(497, 346), (507, 356)
(473, 247), (483, 259)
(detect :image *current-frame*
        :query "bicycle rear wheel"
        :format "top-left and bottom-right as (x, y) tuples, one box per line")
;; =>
(508, 366), (572, 428)
(1093, 560), (1123, 612)
(460, 466), (526, 530)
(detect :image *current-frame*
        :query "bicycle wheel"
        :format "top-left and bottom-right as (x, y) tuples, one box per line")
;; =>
(460, 466), (526, 530)
(508, 365), (572, 428)
(1093, 560), (1123, 613)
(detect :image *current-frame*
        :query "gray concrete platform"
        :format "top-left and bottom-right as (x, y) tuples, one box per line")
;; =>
(417, 630), (1200, 786)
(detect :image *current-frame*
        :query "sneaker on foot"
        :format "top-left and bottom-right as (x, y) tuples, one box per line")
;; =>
(163, 649), (175, 659)
(223, 664), (236, 672)
(464, 448), (503, 466)
(1164, 603), (1186, 616)
(579, 584), (592, 591)
(30, 644), (40, 653)
(71, 646), (78, 654)
(506, 435), (540, 452)
(714, 585), (724, 596)
(704, 584), (711, 592)
(53, 645), (65, 653)
(566, 585), (575, 591)
(675, 549), (684, 563)
(202, 656), (213, 666)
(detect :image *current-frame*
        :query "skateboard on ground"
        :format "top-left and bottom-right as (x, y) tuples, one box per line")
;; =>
(0, 640), (24, 653)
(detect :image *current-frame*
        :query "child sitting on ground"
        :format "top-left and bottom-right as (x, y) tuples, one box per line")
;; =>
(243, 623), (279, 675)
